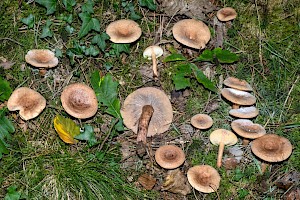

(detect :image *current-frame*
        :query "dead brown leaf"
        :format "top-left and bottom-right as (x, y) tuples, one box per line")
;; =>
(0, 61), (15, 69)
(275, 171), (300, 190)
(284, 187), (300, 200)
(138, 173), (156, 190)
(162, 169), (191, 195)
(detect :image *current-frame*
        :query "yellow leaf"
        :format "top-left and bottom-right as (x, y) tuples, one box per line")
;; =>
(53, 115), (80, 144)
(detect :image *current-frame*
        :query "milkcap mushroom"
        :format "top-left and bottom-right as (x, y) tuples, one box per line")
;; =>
(172, 19), (211, 49)
(210, 129), (238, 168)
(7, 87), (46, 120)
(121, 87), (173, 143)
(221, 88), (256, 109)
(25, 49), (58, 68)
(191, 114), (213, 129)
(224, 77), (253, 91)
(106, 19), (142, 43)
(155, 145), (185, 169)
(229, 106), (259, 119)
(187, 165), (221, 193)
(217, 7), (237, 22)
(143, 45), (163, 78)
(61, 83), (98, 119)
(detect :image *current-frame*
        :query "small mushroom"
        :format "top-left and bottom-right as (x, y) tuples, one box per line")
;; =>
(190, 114), (213, 130)
(217, 7), (237, 22)
(209, 129), (238, 168)
(221, 88), (256, 109)
(60, 83), (98, 119)
(231, 119), (266, 145)
(229, 106), (259, 119)
(172, 19), (211, 49)
(7, 87), (46, 120)
(143, 45), (163, 78)
(106, 19), (142, 43)
(223, 77), (253, 91)
(25, 49), (58, 68)
(155, 145), (185, 169)
(187, 165), (221, 193)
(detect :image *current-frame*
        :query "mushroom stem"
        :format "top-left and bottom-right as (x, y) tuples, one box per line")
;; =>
(242, 138), (250, 145)
(137, 105), (154, 144)
(261, 162), (269, 174)
(151, 49), (158, 78)
(217, 142), (225, 168)
(232, 104), (240, 109)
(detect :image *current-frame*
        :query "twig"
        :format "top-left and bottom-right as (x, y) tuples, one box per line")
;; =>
(99, 118), (119, 151)
(0, 37), (24, 46)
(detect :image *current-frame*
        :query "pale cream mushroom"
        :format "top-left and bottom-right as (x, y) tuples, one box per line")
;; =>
(221, 88), (256, 109)
(155, 145), (185, 169)
(217, 7), (237, 22)
(223, 77), (253, 91)
(143, 45), (163, 78)
(229, 106), (259, 119)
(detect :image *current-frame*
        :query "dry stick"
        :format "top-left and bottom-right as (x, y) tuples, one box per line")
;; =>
(99, 118), (119, 151)
(217, 142), (225, 168)
(0, 37), (24, 46)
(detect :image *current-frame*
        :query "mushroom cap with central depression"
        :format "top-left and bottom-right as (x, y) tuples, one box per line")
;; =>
(155, 145), (185, 169)
(121, 87), (173, 137)
(25, 49), (58, 68)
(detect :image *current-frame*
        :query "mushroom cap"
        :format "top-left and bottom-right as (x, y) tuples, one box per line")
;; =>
(221, 88), (256, 106)
(143, 45), (164, 60)
(121, 87), (173, 137)
(25, 49), (58, 68)
(251, 134), (293, 162)
(191, 114), (213, 129)
(217, 7), (237, 22)
(106, 19), (142, 43)
(7, 87), (46, 120)
(155, 145), (185, 169)
(187, 165), (221, 193)
(210, 129), (238, 146)
(61, 83), (98, 119)
(229, 106), (259, 118)
(172, 19), (211, 49)
(231, 119), (266, 139)
(223, 77), (253, 91)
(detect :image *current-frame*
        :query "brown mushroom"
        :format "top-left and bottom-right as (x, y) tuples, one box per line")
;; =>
(172, 19), (211, 49)
(121, 87), (173, 144)
(223, 77), (253, 91)
(25, 49), (58, 72)
(221, 88), (256, 109)
(106, 19), (142, 43)
(60, 83), (98, 119)
(187, 165), (221, 193)
(155, 145), (185, 169)
(217, 7), (237, 22)
(229, 106), (259, 119)
(191, 114), (213, 130)
(7, 87), (46, 120)
(143, 45), (164, 78)
(231, 119), (266, 145)
(210, 129), (238, 168)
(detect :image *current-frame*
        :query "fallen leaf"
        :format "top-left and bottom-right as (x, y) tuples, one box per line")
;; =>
(162, 169), (191, 195)
(53, 115), (80, 144)
(285, 187), (300, 200)
(275, 171), (300, 190)
(138, 173), (156, 190)
(223, 157), (239, 170)
(0, 61), (15, 69)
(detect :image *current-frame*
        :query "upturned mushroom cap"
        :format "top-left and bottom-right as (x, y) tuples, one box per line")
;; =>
(143, 46), (164, 60)
(251, 134), (293, 162)
(7, 87), (46, 120)
(229, 106), (259, 118)
(231, 119), (266, 139)
(121, 87), (173, 137)
(155, 145), (185, 169)
(25, 49), (58, 68)
(217, 7), (237, 22)
(221, 88), (256, 106)
(187, 165), (221, 193)
(224, 77), (253, 91)
(61, 83), (98, 119)
(210, 129), (238, 146)
(106, 19), (142, 43)
(191, 114), (213, 129)
(172, 19), (211, 49)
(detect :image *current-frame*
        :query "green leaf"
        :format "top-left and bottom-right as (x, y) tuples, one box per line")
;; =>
(163, 53), (187, 62)
(195, 49), (214, 62)
(190, 63), (217, 93)
(62, 0), (76, 11)
(0, 109), (15, 159)
(111, 43), (130, 56)
(40, 19), (53, 38)
(92, 33), (110, 52)
(21, 14), (35, 29)
(74, 124), (97, 147)
(78, 12), (100, 38)
(4, 186), (21, 200)
(138, 0), (156, 11)
(85, 45), (100, 56)
(81, 0), (94, 14)
(172, 64), (192, 90)
(65, 25), (75, 34)
(0, 77), (12, 102)
(214, 48), (239, 63)
(35, 0), (57, 15)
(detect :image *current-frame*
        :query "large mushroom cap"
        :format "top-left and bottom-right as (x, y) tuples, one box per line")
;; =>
(217, 7), (237, 22)
(61, 83), (98, 119)
(224, 77), (253, 91)
(187, 165), (221, 193)
(191, 114), (213, 129)
(251, 134), (293, 162)
(221, 88), (256, 106)
(231, 119), (266, 139)
(172, 19), (211, 49)
(155, 145), (185, 169)
(106, 19), (142, 43)
(25, 49), (58, 68)
(121, 87), (173, 136)
(7, 87), (46, 120)
(229, 106), (259, 118)
(210, 129), (238, 146)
